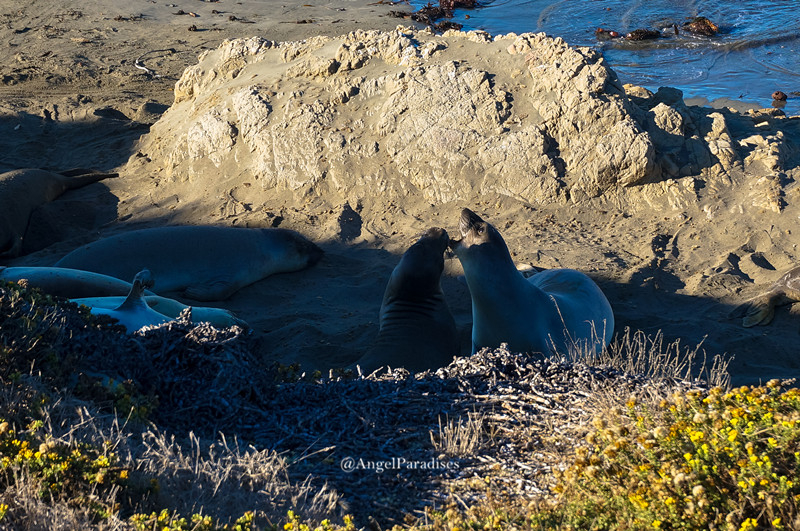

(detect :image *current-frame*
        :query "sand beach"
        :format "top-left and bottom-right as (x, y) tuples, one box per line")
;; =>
(2, 0), (800, 386)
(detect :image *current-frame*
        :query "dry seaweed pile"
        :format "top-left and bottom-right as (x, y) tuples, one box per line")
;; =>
(251, 346), (711, 522)
(0, 282), (274, 433)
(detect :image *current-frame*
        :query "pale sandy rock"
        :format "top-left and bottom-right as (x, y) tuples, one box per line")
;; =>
(477, 127), (565, 202)
(522, 36), (657, 197)
(749, 173), (786, 213)
(647, 103), (686, 147)
(134, 27), (799, 212)
(175, 37), (276, 103)
(740, 131), (786, 173)
(704, 112), (740, 171)
(636, 177), (700, 211)
(184, 110), (236, 167)
(623, 84), (654, 101)
(280, 35), (331, 63)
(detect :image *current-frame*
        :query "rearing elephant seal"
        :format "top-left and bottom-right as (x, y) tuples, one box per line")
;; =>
(0, 168), (117, 258)
(353, 227), (460, 374)
(450, 208), (614, 356)
(56, 226), (323, 301)
(729, 265), (800, 326)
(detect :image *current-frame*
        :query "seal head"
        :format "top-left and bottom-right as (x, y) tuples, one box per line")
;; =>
(452, 208), (614, 356)
(353, 227), (460, 375)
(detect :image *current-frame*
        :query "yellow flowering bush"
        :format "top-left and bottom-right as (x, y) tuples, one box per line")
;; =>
(129, 509), (253, 530)
(128, 510), (356, 531)
(536, 381), (800, 530)
(0, 417), (128, 521)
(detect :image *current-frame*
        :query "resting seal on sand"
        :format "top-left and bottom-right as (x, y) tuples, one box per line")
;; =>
(0, 168), (118, 258)
(0, 266), (153, 298)
(729, 265), (800, 326)
(72, 293), (247, 329)
(86, 270), (171, 333)
(353, 227), (460, 374)
(55, 226), (323, 301)
(450, 208), (614, 355)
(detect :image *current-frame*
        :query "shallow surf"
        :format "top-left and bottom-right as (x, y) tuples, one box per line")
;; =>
(411, 0), (799, 115)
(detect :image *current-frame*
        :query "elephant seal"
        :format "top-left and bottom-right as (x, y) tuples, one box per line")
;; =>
(353, 227), (460, 374)
(0, 266), (153, 298)
(86, 270), (171, 333)
(72, 293), (247, 329)
(0, 168), (117, 258)
(729, 265), (800, 326)
(55, 226), (323, 301)
(450, 208), (614, 356)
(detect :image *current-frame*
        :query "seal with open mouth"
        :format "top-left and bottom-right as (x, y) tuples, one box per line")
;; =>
(450, 208), (614, 356)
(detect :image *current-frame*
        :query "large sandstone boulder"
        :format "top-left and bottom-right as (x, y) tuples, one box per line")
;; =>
(131, 27), (799, 213)
(133, 27), (662, 206)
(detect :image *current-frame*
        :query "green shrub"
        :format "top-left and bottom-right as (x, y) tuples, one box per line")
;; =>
(535, 381), (800, 530)
(0, 417), (128, 522)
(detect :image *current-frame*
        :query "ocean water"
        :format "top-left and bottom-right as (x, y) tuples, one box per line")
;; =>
(410, 0), (800, 115)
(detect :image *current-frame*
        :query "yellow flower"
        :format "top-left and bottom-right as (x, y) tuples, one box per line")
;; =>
(739, 517), (758, 531)
(628, 493), (649, 510)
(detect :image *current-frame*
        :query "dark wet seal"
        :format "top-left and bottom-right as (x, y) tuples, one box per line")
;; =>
(625, 29), (661, 41)
(682, 16), (719, 36)
(188, 24), (197, 31)
(772, 91), (788, 102)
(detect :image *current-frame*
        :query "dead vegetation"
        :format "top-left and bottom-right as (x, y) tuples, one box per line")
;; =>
(0, 281), (733, 528)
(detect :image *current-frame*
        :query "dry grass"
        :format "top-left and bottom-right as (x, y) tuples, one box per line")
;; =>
(565, 326), (731, 388)
(0, 374), (342, 529)
(134, 430), (342, 523)
(429, 411), (486, 457)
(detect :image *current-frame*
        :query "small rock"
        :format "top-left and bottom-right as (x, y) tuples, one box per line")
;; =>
(772, 91), (787, 102)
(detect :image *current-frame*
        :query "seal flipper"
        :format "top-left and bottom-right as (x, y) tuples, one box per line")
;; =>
(88, 269), (171, 332)
(183, 278), (238, 301)
(730, 293), (778, 327)
(115, 270), (156, 312)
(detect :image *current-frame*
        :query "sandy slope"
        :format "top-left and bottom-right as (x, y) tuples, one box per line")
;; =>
(2, 1), (800, 387)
